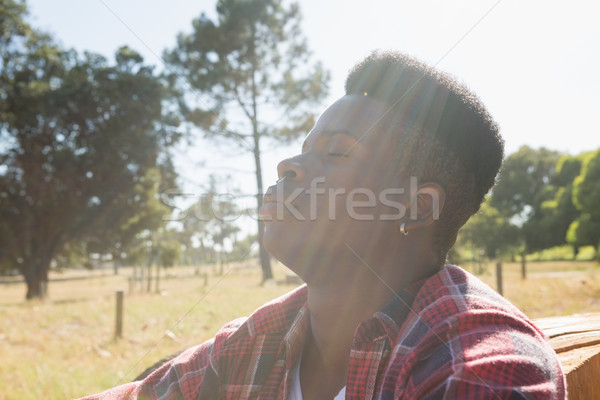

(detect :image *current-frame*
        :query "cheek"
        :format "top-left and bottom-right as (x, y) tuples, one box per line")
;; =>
(376, 187), (409, 220)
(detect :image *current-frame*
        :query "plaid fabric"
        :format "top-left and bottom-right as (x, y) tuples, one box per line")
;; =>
(79, 265), (566, 399)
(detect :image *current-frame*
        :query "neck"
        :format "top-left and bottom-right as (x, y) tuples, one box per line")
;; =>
(305, 281), (389, 363)
(299, 279), (393, 397)
(302, 240), (439, 368)
(296, 239), (440, 398)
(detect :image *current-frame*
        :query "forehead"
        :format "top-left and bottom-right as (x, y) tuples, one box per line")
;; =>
(305, 95), (390, 144)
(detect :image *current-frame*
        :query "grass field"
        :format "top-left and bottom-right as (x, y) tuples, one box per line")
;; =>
(0, 259), (598, 399)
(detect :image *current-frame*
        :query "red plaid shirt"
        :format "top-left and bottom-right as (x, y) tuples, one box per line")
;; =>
(80, 266), (566, 399)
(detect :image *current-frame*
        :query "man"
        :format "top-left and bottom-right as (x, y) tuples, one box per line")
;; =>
(80, 51), (566, 399)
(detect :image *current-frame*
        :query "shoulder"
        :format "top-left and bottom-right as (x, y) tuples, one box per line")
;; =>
(218, 284), (308, 344)
(397, 265), (549, 359)
(164, 285), (308, 378)
(167, 284), (308, 369)
(395, 265), (566, 399)
(407, 265), (536, 331)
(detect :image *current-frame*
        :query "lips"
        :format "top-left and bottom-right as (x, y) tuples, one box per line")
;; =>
(263, 183), (302, 203)
(259, 185), (282, 220)
(259, 184), (301, 220)
(262, 185), (278, 204)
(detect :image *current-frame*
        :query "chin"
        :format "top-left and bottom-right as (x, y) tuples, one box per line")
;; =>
(263, 228), (296, 266)
(263, 226), (308, 275)
(263, 223), (293, 261)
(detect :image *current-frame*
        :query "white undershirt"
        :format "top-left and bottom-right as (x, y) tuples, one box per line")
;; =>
(287, 357), (346, 400)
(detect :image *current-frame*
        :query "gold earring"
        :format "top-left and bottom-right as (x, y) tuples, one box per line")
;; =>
(400, 222), (408, 236)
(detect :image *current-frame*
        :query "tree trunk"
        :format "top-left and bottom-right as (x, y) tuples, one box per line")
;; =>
(24, 258), (50, 300)
(140, 263), (145, 291)
(146, 262), (153, 293)
(154, 262), (160, 293)
(132, 264), (138, 292)
(254, 147), (273, 282)
(249, 30), (273, 282)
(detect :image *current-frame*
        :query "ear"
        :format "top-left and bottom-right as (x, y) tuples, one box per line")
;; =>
(405, 182), (445, 230)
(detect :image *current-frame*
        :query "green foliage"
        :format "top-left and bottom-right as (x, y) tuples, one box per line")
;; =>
(163, 0), (329, 281)
(554, 154), (583, 187)
(164, 0), (328, 142)
(158, 240), (182, 268)
(521, 153), (582, 253)
(489, 146), (583, 254)
(526, 245), (597, 262)
(567, 214), (600, 251)
(228, 233), (257, 262)
(491, 146), (562, 221)
(456, 147), (600, 261)
(567, 150), (600, 255)
(85, 167), (173, 267)
(179, 175), (241, 265)
(459, 201), (520, 259)
(572, 149), (600, 218)
(0, 6), (179, 298)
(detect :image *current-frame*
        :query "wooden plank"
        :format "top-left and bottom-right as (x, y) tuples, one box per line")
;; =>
(535, 313), (600, 400)
(535, 313), (600, 339)
(546, 330), (600, 353)
(559, 345), (600, 400)
(555, 343), (600, 374)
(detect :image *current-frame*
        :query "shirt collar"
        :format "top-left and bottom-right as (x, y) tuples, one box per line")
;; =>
(228, 284), (309, 342)
(355, 277), (427, 343)
(232, 272), (428, 345)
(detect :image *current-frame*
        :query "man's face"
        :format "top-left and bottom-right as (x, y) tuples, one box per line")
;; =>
(260, 95), (407, 283)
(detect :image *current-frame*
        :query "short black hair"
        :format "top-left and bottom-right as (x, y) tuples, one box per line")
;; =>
(345, 50), (504, 265)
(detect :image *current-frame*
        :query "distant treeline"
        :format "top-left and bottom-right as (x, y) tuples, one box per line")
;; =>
(454, 146), (600, 262)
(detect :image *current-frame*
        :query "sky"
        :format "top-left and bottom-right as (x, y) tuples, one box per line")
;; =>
(24, 0), (600, 212)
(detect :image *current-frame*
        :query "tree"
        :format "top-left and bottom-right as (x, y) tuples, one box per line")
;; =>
(568, 149), (600, 256)
(0, 3), (179, 299)
(491, 146), (562, 222)
(159, 238), (182, 268)
(84, 166), (173, 274)
(459, 201), (520, 261)
(490, 146), (563, 254)
(521, 154), (582, 253)
(163, 0), (329, 281)
(566, 213), (600, 254)
(229, 233), (257, 262)
(180, 175), (241, 268)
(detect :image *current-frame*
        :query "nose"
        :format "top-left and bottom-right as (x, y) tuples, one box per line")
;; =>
(277, 156), (304, 182)
(277, 170), (296, 183)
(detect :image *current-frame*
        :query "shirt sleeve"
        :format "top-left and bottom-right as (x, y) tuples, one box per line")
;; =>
(407, 310), (567, 400)
(76, 339), (215, 400)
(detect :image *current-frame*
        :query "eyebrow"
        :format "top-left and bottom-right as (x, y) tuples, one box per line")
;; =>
(301, 130), (358, 152)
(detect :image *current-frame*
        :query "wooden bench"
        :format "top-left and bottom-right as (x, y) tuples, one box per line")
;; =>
(535, 313), (600, 400)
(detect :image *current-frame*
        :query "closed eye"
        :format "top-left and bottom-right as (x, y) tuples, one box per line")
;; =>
(327, 152), (349, 158)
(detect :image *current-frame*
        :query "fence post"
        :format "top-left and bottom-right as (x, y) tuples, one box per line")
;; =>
(128, 277), (134, 294)
(155, 263), (160, 293)
(115, 289), (124, 340)
(496, 260), (503, 296)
